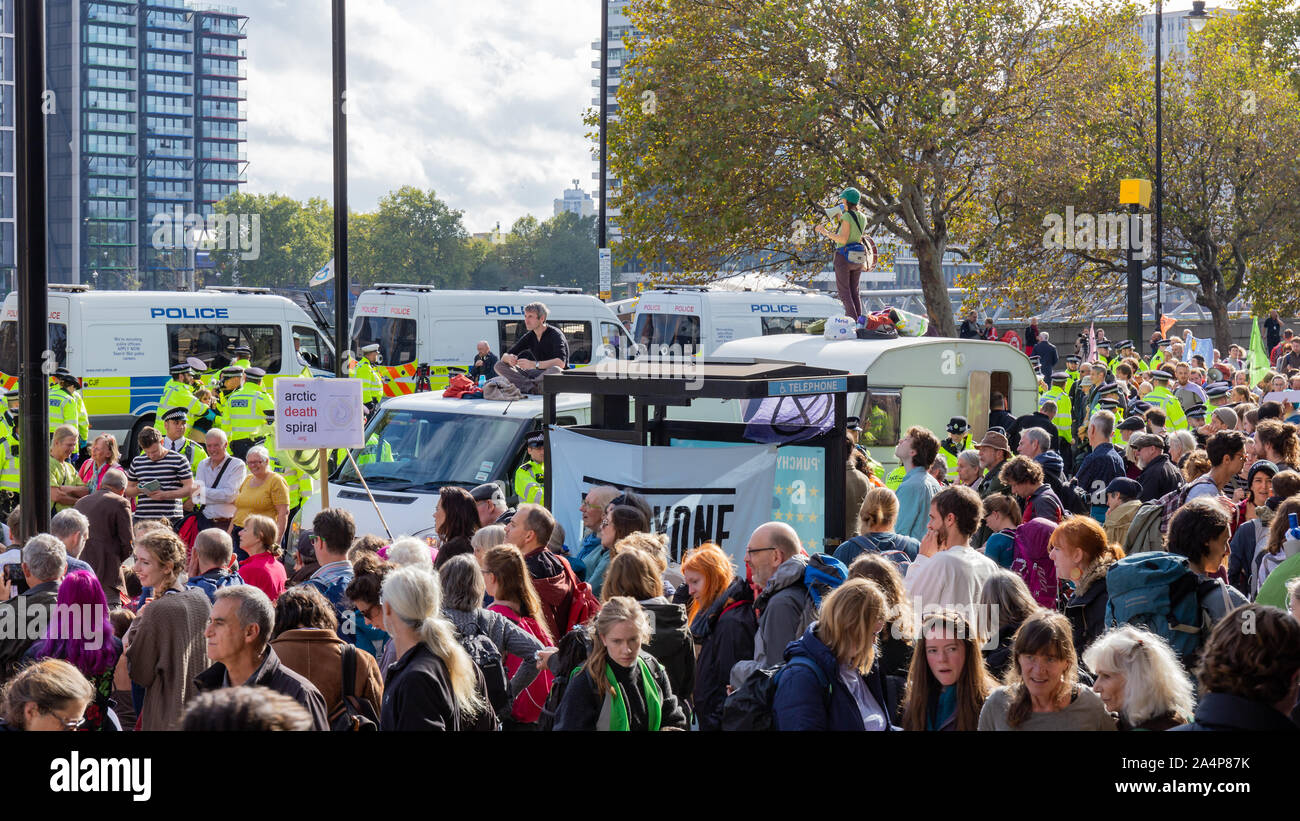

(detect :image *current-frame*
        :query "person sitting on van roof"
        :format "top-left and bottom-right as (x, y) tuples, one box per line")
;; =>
(495, 301), (569, 395)
(470, 341), (498, 382)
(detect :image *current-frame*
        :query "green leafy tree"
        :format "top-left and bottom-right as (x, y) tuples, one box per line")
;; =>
(605, 0), (1131, 335)
(357, 186), (475, 287)
(208, 192), (332, 288)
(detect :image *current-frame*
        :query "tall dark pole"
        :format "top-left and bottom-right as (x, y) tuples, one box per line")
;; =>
(332, 0), (349, 378)
(15, 0), (50, 537)
(1154, 1), (1163, 344)
(1126, 204), (1143, 348)
(597, 0), (608, 250)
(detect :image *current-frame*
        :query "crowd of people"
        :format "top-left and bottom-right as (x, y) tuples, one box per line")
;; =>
(5, 318), (1300, 733)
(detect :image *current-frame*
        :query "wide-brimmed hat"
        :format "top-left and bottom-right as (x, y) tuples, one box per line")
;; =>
(974, 430), (1012, 455)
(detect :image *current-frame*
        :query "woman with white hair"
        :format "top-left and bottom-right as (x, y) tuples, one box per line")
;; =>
(379, 565), (491, 731)
(230, 445), (289, 559)
(1083, 625), (1195, 730)
(1167, 429), (1197, 470)
(386, 536), (435, 571)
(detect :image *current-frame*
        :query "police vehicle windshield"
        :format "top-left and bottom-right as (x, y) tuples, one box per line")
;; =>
(334, 408), (527, 492)
(352, 317), (417, 366)
(632, 313), (700, 350)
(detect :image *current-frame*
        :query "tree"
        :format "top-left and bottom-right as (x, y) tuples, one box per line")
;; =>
(209, 192), (332, 289)
(355, 186), (474, 288)
(966, 15), (1300, 350)
(1239, 0), (1300, 94)
(605, 0), (1130, 335)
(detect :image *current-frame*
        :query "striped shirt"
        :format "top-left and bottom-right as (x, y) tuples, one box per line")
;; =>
(126, 450), (192, 520)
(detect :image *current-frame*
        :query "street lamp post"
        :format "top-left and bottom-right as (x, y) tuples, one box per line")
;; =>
(332, 0), (349, 378)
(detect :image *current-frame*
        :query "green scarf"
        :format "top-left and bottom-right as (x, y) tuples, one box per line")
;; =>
(600, 657), (662, 732)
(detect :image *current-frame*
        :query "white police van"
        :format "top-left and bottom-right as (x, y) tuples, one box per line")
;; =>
(632, 285), (843, 357)
(349, 286), (630, 387)
(294, 391), (592, 542)
(0, 285), (335, 448)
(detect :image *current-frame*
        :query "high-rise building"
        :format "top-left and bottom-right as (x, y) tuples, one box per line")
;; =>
(554, 178), (595, 218)
(39, 0), (248, 290)
(1137, 6), (1234, 60)
(591, 0), (632, 246)
(0, 3), (15, 293)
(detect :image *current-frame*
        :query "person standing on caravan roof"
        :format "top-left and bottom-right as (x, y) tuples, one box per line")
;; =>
(495, 301), (569, 394)
(815, 187), (870, 323)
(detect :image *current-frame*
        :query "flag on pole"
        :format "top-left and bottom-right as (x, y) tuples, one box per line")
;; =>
(1249, 316), (1271, 385)
(1159, 314), (1177, 339)
(1087, 322), (1097, 363)
(1183, 330), (1214, 365)
(309, 258), (334, 287)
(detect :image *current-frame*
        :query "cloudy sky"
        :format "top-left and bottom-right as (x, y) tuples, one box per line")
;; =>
(229, 0), (601, 233)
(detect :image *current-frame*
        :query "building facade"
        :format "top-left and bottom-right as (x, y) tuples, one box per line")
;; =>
(37, 0), (248, 291)
(554, 178), (595, 218)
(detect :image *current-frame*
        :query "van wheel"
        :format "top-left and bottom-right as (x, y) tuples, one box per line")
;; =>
(124, 414), (155, 464)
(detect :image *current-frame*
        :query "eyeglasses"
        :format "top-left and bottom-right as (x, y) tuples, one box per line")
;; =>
(581, 501), (603, 511)
(44, 710), (84, 731)
(745, 547), (776, 558)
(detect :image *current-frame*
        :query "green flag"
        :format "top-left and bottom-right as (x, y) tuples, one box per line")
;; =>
(1249, 317), (1270, 385)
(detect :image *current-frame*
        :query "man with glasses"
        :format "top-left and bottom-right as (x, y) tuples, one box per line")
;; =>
(728, 521), (815, 692)
(571, 485), (619, 594)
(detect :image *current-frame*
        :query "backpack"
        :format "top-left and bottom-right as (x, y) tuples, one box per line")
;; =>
(561, 560), (602, 636)
(720, 655), (827, 732)
(458, 615), (510, 719)
(1122, 480), (1201, 555)
(1251, 531), (1300, 598)
(535, 626), (592, 731)
(1010, 522), (1059, 608)
(483, 376), (523, 401)
(329, 644), (379, 732)
(1104, 551), (1217, 661)
(803, 554), (848, 609)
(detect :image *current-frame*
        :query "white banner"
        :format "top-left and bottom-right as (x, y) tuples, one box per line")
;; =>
(275, 378), (365, 449)
(549, 427), (777, 570)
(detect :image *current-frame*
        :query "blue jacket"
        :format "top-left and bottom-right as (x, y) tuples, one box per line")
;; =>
(772, 624), (897, 732)
(895, 467), (941, 543)
(1073, 443), (1125, 500)
(574, 532), (611, 599)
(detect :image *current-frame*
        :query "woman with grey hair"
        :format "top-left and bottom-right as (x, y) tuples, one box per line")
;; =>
(230, 444), (289, 559)
(1167, 429), (1197, 470)
(1083, 625), (1194, 730)
(956, 450), (983, 488)
(437, 554), (551, 727)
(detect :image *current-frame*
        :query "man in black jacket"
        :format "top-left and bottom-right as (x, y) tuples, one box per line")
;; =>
(988, 392), (1017, 435)
(958, 310), (981, 339)
(494, 301), (570, 394)
(195, 585), (329, 730)
(0, 535), (66, 679)
(1132, 433), (1183, 502)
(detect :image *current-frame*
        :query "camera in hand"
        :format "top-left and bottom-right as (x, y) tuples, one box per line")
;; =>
(3, 563), (21, 584)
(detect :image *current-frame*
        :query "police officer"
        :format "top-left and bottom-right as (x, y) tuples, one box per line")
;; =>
(355, 343), (385, 413)
(159, 360), (208, 439)
(243, 367), (277, 450)
(271, 449), (316, 551)
(1096, 341), (1114, 371)
(1205, 382), (1233, 408)
(1063, 354), (1082, 395)
(0, 389), (19, 515)
(334, 433), (394, 471)
(216, 365), (244, 421)
(224, 367), (269, 460)
(231, 345), (252, 371)
(1143, 370), (1187, 430)
(514, 432), (546, 506)
(160, 406), (205, 473)
(1042, 371), (1074, 450)
(49, 368), (82, 441)
(939, 416), (972, 482)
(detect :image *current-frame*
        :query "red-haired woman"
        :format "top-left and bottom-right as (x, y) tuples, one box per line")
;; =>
(682, 543), (755, 731)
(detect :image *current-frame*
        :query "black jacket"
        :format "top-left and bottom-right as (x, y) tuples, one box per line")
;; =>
(1171, 692), (1300, 732)
(379, 642), (466, 731)
(983, 619), (1024, 680)
(1137, 454), (1183, 502)
(0, 582), (59, 680)
(640, 599), (695, 715)
(194, 646), (330, 730)
(1063, 565), (1111, 658)
(553, 651), (688, 731)
(690, 577), (756, 731)
(988, 409), (1017, 435)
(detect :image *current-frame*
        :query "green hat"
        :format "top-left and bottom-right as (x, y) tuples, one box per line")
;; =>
(840, 188), (861, 205)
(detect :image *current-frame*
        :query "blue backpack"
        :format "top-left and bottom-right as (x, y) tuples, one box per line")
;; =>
(1104, 551), (1214, 660)
(803, 554), (849, 609)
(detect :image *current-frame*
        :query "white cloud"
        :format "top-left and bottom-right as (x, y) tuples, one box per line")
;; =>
(235, 0), (601, 231)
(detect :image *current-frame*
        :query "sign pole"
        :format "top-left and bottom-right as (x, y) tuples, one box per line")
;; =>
(345, 450), (392, 540)
(318, 448), (330, 509)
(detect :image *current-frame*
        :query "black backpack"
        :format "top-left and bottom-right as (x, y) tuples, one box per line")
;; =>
(720, 656), (827, 731)
(459, 616), (510, 719)
(329, 644), (379, 732)
(536, 626), (592, 731)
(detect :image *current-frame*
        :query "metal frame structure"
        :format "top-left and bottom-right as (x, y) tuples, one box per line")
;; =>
(540, 359), (869, 549)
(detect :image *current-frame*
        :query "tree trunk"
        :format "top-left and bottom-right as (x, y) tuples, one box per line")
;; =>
(1208, 296), (1234, 356)
(915, 240), (957, 337)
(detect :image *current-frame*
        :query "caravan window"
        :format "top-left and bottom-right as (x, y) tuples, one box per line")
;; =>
(632, 314), (701, 351)
(353, 317), (417, 366)
(293, 325), (335, 373)
(497, 320), (593, 366)
(857, 388), (903, 448)
(0, 321), (67, 375)
(168, 324), (282, 373)
(760, 316), (824, 335)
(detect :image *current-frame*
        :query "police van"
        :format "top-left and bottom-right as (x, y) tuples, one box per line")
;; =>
(673, 333), (1038, 473)
(631, 285), (843, 357)
(0, 285), (336, 449)
(349, 285), (630, 393)
(295, 391), (592, 541)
